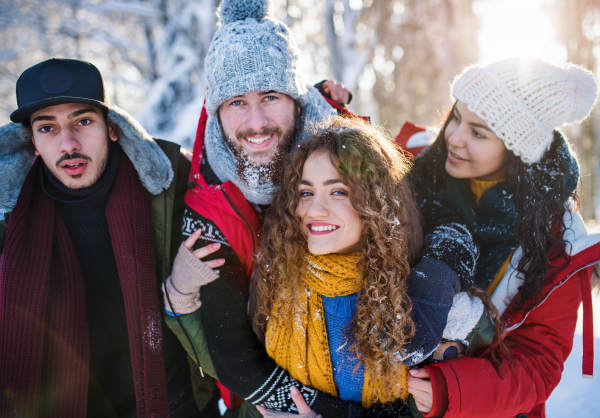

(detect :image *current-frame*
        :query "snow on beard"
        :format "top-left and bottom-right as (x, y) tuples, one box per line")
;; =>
(225, 116), (298, 188)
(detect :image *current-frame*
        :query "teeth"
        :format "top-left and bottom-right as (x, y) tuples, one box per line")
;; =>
(65, 164), (82, 168)
(310, 225), (338, 231)
(246, 135), (271, 144)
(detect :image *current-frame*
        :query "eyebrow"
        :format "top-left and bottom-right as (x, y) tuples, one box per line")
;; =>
(454, 107), (493, 132)
(31, 107), (98, 125)
(299, 179), (343, 186)
(260, 90), (278, 95)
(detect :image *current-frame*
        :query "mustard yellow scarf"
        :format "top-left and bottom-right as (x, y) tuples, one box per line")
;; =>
(265, 252), (409, 407)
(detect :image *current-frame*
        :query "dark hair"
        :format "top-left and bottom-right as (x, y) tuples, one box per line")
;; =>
(417, 103), (578, 311)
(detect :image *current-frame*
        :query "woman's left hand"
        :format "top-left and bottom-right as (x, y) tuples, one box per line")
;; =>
(407, 367), (433, 414)
(256, 387), (321, 417)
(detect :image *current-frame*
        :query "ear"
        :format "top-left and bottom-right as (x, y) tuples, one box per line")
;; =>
(108, 123), (118, 142)
(31, 136), (40, 156)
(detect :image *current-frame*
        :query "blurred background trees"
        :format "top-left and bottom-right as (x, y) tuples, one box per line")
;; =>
(1, 0), (599, 220)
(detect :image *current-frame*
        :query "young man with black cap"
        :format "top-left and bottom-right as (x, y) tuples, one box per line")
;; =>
(0, 58), (217, 417)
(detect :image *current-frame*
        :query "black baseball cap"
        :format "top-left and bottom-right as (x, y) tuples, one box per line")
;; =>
(10, 58), (110, 123)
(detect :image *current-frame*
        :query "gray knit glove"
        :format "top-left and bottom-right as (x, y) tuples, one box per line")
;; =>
(262, 410), (322, 418)
(163, 243), (220, 315)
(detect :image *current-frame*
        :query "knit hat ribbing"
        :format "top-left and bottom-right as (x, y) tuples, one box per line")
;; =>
(451, 58), (599, 164)
(205, 0), (307, 116)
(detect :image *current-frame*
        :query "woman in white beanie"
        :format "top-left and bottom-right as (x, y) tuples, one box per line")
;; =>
(405, 58), (600, 418)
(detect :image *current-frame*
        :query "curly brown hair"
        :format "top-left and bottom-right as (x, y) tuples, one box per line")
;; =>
(255, 117), (423, 402)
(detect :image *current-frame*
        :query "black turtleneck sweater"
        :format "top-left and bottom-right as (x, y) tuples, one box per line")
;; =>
(39, 142), (137, 416)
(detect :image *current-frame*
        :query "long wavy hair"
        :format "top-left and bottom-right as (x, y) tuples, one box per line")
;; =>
(255, 117), (423, 402)
(416, 103), (578, 312)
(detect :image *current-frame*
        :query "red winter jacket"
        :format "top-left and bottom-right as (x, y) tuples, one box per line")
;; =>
(398, 122), (598, 418)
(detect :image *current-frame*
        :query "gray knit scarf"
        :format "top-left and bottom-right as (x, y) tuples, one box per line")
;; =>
(204, 86), (337, 205)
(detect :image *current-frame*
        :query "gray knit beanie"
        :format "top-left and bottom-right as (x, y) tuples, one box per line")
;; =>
(205, 0), (307, 116)
(203, 0), (337, 206)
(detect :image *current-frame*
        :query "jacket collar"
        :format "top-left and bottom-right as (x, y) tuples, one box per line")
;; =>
(0, 105), (173, 213)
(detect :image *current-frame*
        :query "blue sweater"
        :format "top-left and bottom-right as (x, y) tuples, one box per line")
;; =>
(322, 294), (364, 402)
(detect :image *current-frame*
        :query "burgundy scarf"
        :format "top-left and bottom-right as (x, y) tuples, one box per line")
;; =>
(0, 153), (169, 417)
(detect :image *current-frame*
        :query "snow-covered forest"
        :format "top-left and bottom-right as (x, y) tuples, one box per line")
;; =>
(1, 0), (600, 220)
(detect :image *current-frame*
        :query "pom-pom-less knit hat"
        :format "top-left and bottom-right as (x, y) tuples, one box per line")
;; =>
(205, 0), (306, 116)
(451, 58), (599, 164)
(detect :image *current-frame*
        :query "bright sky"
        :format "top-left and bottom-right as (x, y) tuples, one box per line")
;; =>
(476, 0), (567, 65)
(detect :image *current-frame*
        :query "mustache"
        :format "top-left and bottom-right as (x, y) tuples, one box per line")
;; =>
(55, 152), (92, 168)
(236, 125), (281, 141)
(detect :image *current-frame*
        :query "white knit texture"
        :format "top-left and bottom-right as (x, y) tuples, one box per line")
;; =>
(451, 58), (599, 163)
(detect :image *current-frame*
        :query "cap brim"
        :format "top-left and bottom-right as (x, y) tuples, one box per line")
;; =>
(10, 97), (110, 123)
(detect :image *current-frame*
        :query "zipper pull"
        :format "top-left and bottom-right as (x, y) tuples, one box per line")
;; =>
(199, 366), (204, 377)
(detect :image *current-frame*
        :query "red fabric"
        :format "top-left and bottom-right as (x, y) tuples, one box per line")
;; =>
(423, 244), (600, 418)
(394, 121), (429, 159)
(186, 104), (261, 277)
(0, 155), (170, 417)
(425, 366), (449, 418)
(580, 267), (594, 377)
(216, 380), (244, 409)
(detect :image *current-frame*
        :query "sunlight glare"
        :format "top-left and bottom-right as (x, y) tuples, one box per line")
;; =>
(477, 0), (566, 65)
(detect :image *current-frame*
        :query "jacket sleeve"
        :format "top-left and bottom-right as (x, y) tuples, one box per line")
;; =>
(423, 271), (582, 418)
(165, 309), (218, 379)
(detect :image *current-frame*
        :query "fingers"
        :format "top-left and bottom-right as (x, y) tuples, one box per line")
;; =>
(204, 258), (225, 269)
(290, 387), (312, 414)
(256, 405), (266, 416)
(414, 397), (432, 414)
(409, 367), (430, 379)
(407, 375), (432, 393)
(183, 228), (203, 250)
(192, 242), (221, 260)
(323, 80), (350, 105)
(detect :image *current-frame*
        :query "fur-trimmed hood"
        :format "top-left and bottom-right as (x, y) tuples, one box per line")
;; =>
(0, 105), (173, 213)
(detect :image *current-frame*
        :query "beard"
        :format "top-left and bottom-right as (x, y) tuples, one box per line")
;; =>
(221, 108), (300, 189)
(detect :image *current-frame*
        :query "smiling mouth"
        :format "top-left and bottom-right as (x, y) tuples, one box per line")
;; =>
(448, 150), (468, 161)
(308, 224), (340, 235)
(245, 135), (272, 145)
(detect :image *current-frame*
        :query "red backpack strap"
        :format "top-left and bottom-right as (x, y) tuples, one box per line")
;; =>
(581, 266), (594, 378)
(322, 97), (370, 123)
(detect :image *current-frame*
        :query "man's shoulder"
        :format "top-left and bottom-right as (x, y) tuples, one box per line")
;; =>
(152, 138), (191, 186)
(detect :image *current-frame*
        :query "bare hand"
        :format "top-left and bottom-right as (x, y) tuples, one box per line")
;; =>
(407, 367), (433, 414)
(256, 387), (315, 417)
(184, 228), (225, 269)
(322, 80), (350, 106)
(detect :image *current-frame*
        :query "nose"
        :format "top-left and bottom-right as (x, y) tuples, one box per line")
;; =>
(447, 124), (466, 148)
(58, 129), (82, 154)
(306, 193), (329, 219)
(243, 103), (270, 134)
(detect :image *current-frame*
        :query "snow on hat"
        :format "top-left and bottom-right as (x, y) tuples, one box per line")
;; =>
(204, 0), (306, 116)
(451, 58), (599, 164)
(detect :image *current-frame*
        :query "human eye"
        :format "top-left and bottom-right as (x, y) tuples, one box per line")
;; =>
(299, 190), (313, 198)
(264, 95), (278, 102)
(78, 118), (93, 126)
(472, 129), (485, 139)
(37, 125), (54, 133)
(332, 189), (348, 196)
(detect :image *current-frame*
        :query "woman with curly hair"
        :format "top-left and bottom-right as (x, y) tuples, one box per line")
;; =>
(403, 58), (600, 418)
(253, 117), (423, 409)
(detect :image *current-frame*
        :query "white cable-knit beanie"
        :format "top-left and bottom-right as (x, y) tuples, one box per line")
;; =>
(205, 0), (307, 116)
(451, 58), (599, 163)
